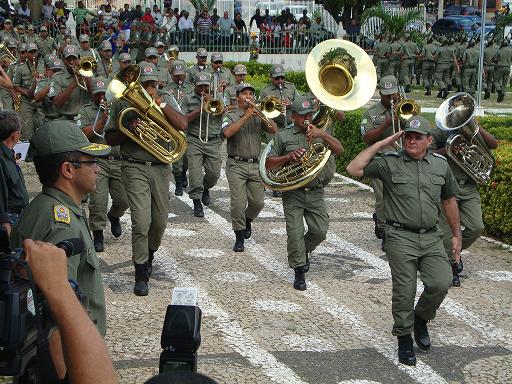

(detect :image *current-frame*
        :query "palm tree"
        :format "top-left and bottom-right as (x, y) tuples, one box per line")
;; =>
(189, 0), (216, 12)
(361, 4), (422, 38)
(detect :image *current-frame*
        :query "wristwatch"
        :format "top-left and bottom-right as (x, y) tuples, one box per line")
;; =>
(159, 102), (167, 109)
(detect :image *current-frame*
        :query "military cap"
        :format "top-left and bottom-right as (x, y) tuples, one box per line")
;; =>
(139, 63), (159, 82)
(211, 53), (223, 62)
(27, 42), (38, 52)
(233, 64), (248, 75)
(30, 121), (111, 157)
(172, 63), (186, 75)
(270, 64), (285, 77)
(100, 40), (112, 51)
(118, 52), (132, 62)
(79, 34), (90, 43)
(154, 41), (164, 48)
(49, 59), (65, 70)
(236, 82), (255, 95)
(7, 39), (18, 48)
(194, 72), (211, 86)
(145, 47), (158, 57)
(27, 24), (34, 31)
(39, 26), (48, 32)
(63, 45), (79, 58)
(44, 54), (58, 65)
(379, 75), (399, 95)
(16, 24), (25, 30)
(403, 116), (431, 135)
(291, 96), (315, 115)
(18, 43), (27, 52)
(196, 47), (208, 57)
(4, 19), (12, 24)
(92, 77), (108, 94)
(168, 45), (179, 53)
(170, 59), (186, 70)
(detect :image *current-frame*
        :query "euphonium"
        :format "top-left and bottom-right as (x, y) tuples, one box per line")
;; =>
(435, 92), (495, 185)
(260, 39), (377, 191)
(105, 64), (187, 164)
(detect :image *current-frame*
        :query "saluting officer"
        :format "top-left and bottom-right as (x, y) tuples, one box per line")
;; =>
(265, 96), (343, 291)
(360, 75), (400, 249)
(76, 77), (129, 252)
(347, 116), (461, 366)
(181, 73), (223, 217)
(222, 83), (277, 252)
(105, 62), (187, 296)
(48, 45), (92, 121)
(186, 47), (209, 82)
(259, 64), (299, 131)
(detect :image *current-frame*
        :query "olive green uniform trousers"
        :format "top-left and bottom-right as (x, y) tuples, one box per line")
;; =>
(282, 188), (328, 268)
(437, 182), (484, 262)
(399, 58), (415, 86)
(186, 136), (221, 200)
(89, 158), (129, 232)
(386, 226), (452, 336)
(372, 178), (385, 232)
(122, 161), (171, 264)
(494, 65), (511, 94)
(435, 63), (452, 89)
(226, 158), (265, 230)
(20, 98), (39, 140)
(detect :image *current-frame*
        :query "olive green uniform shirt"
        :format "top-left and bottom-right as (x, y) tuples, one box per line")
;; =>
(436, 45), (455, 64)
(34, 76), (59, 118)
(401, 40), (420, 59)
(13, 59), (45, 102)
(223, 107), (265, 158)
(78, 47), (100, 61)
(363, 150), (459, 230)
(483, 45), (499, 65)
(161, 80), (194, 108)
(375, 41), (391, 58)
(494, 45), (512, 66)
(11, 186), (107, 336)
(23, 34), (38, 45)
(0, 30), (19, 42)
(360, 101), (395, 153)
(259, 81), (298, 127)
(185, 63), (209, 82)
(0, 143), (29, 215)
(48, 70), (90, 117)
(181, 91), (222, 137)
(463, 45), (480, 67)
(422, 43), (438, 61)
(206, 66), (235, 88)
(36, 36), (56, 56)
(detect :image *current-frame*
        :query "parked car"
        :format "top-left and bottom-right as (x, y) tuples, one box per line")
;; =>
(444, 5), (481, 16)
(432, 16), (478, 35)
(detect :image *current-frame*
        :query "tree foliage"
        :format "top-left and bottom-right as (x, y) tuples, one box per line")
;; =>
(361, 3), (422, 37)
(189, 0), (216, 12)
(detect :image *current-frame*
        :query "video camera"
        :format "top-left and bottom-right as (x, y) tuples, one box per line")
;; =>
(0, 227), (84, 382)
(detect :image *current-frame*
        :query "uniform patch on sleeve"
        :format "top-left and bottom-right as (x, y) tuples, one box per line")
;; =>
(54, 205), (71, 224)
(432, 153), (447, 161)
(383, 151), (400, 157)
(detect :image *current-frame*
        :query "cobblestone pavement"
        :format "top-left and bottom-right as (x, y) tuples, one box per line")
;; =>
(4, 161), (512, 384)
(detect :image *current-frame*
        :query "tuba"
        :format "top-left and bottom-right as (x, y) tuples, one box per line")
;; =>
(435, 93), (495, 185)
(105, 64), (187, 163)
(259, 39), (377, 192)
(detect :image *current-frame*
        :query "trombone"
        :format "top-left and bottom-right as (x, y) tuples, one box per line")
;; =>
(74, 56), (96, 90)
(390, 86), (421, 148)
(91, 98), (109, 139)
(198, 70), (224, 143)
(245, 98), (275, 129)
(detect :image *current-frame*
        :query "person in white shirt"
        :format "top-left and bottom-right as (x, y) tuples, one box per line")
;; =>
(151, 5), (163, 26)
(178, 10), (193, 45)
(42, 0), (55, 20)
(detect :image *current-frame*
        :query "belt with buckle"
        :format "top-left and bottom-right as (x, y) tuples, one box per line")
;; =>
(386, 220), (437, 234)
(60, 115), (76, 121)
(297, 184), (323, 192)
(124, 158), (165, 166)
(188, 133), (221, 141)
(228, 154), (259, 163)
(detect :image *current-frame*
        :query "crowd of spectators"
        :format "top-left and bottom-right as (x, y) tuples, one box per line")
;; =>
(0, 2), (335, 53)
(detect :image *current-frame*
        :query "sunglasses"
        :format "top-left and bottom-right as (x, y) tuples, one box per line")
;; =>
(213, 61), (223, 64)
(274, 76), (284, 80)
(71, 159), (99, 167)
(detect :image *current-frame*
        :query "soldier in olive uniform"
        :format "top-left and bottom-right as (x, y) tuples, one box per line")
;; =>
(461, 37), (480, 96)
(155, 41), (168, 68)
(421, 36), (438, 96)
(127, 22), (141, 62)
(0, 49), (15, 111)
(138, 23), (153, 63)
(24, 25), (38, 45)
(16, 24), (25, 42)
(48, 45), (92, 120)
(207, 53), (235, 104)
(431, 115), (497, 287)
(400, 33), (420, 93)
(94, 40), (116, 79)
(77, 77), (129, 252)
(259, 64), (299, 131)
(35, 26), (56, 57)
(374, 33), (391, 81)
(162, 62), (193, 196)
(493, 38), (512, 102)
(453, 34), (466, 92)
(56, 27), (80, 58)
(0, 19), (19, 42)
(186, 47), (209, 82)
(112, 52), (133, 77)
(78, 34), (100, 62)
(11, 120), (111, 337)
(347, 116), (461, 367)
(265, 95), (343, 291)
(181, 73), (223, 217)
(13, 43), (46, 139)
(222, 83), (277, 252)
(143, 46), (170, 88)
(225, 64), (248, 108)
(34, 58), (64, 122)
(105, 62), (187, 296)
(434, 37), (459, 99)
(360, 75), (400, 250)
(387, 34), (401, 79)
(483, 37), (498, 99)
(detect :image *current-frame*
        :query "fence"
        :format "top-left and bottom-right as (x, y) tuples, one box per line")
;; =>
(360, 6), (427, 37)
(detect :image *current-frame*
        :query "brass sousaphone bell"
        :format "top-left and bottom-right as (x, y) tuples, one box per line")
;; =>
(259, 39), (377, 191)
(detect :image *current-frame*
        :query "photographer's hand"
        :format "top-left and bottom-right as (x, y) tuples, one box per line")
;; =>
(23, 239), (118, 384)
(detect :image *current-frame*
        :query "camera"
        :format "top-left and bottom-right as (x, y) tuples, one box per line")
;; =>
(0, 227), (84, 381)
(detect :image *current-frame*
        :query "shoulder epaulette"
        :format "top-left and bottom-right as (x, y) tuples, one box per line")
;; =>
(432, 152), (447, 161)
(383, 151), (400, 157)
(53, 204), (71, 225)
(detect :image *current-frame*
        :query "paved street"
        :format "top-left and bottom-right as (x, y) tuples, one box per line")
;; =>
(96, 164), (512, 383)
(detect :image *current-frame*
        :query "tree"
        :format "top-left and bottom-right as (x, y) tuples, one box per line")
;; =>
(189, 0), (216, 12)
(319, 0), (380, 30)
(361, 4), (422, 38)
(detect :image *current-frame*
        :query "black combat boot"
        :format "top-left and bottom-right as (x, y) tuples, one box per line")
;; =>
(405, 84), (411, 93)
(484, 91), (490, 99)
(134, 263), (149, 296)
(414, 314), (431, 351)
(293, 266), (306, 291)
(437, 90), (443, 98)
(181, 171), (188, 188)
(452, 263), (461, 287)
(244, 218), (252, 239)
(497, 92), (505, 102)
(148, 249), (156, 278)
(174, 180), (183, 196)
(193, 199), (204, 217)
(107, 213), (122, 238)
(424, 88), (431, 96)
(272, 190), (282, 198)
(442, 89), (449, 99)
(93, 230), (104, 252)
(233, 230), (245, 252)
(397, 335), (416, 366)
(202, 188), (211, 205)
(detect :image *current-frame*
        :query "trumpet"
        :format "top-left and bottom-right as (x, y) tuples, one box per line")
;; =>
(256, 95), (282, 119)
(0, 42), (17, 67)
(391, 86), (421, 148)
(75, 56), (96, 90)
(244, 98), (274, 128)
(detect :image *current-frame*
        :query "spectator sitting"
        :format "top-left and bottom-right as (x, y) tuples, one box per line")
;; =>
(42, 0), (55, 21)
(141, 7), (155, 24)
(16, 0), (31, 22)
(119, 3), (131, 22)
